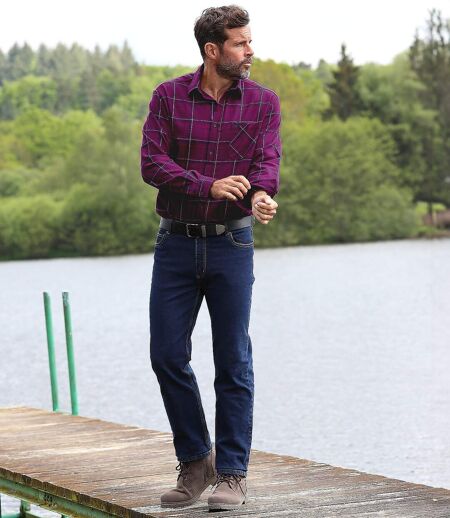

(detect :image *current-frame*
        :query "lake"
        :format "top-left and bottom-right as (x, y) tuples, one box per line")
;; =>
(1, 237), (449, 513)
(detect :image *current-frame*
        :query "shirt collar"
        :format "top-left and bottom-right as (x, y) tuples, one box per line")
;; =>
(188, 63), (243, 99)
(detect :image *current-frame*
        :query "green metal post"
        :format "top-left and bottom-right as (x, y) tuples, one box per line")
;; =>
(4, 292), (78, 518)
(0, 492), (21, 518)
(19, 500), (30, 517)
(27, 292), (60, 518)
(43, 292), (59, 412)
(62, 291), (79, 416)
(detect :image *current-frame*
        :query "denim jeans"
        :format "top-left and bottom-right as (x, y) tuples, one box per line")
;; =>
(149, 222), (255, 476)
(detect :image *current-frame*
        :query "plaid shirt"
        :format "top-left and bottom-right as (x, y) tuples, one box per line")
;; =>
(140, 63), (281, 223)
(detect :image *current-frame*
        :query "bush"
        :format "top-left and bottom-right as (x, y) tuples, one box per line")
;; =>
(58, 183), (156, 256)
(0, 195), (62, 259)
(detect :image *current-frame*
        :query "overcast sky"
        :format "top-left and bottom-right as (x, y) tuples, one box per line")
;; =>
(1, 0), (449, 68)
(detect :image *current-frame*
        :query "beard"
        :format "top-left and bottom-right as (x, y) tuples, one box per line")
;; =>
(215, 54), (252, 80)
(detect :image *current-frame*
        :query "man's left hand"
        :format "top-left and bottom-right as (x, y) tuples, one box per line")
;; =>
(252, 193), (278, 225)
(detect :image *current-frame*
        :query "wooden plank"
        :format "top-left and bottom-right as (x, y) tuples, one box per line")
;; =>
(1, 406), (449, 517)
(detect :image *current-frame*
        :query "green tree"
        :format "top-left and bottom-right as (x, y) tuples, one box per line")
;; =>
(1, 43), (35, 83)
(0, 50), (6, 81)
(0, 168), (33, 197)
(0, 119), (21, 168)
(291, 62), (329, 119)
(0, 75), (57, 118)
(251, 59), (307, 123)
(356, 53), (439, 199)
(325, 43), (361, 120)
(315, 58), (334, 86)
(96, 69), (132, 112)
(409, 8), (450, 210)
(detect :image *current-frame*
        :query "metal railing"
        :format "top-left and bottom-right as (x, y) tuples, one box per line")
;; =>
(0, 291), (79, 518)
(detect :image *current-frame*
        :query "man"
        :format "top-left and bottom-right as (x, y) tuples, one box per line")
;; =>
(140, 4), (281, 511)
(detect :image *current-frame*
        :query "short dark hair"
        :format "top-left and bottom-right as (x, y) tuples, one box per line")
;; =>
(194, 5), (250, 59)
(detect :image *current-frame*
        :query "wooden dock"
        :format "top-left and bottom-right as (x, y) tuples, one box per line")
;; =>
(1, 406), (449, 517)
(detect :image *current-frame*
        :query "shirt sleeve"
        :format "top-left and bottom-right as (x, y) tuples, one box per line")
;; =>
(242, 93), (282, 208)
(140, 88), (215, 198)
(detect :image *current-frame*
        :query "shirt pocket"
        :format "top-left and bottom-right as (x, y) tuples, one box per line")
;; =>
(225, 121), (261, 160)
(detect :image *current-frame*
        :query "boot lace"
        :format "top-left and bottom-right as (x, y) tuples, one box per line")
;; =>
(175, 461), (190, 481)
(214, 473), (245, 490)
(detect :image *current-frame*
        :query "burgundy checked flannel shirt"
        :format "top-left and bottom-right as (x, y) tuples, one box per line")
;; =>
(140, 63), (281, 223)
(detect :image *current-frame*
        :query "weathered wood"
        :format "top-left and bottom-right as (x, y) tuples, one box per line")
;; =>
(0, 406), (449, 517)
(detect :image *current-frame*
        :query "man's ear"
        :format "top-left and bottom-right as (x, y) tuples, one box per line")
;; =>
(204, 42), (220, 60)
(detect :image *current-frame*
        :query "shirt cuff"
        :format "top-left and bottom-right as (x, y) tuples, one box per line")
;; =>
(197, 175), (215, 198)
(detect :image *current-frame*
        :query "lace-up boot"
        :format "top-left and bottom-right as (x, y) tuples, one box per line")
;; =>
(160, 450), (216, 508)
(208, 472), (247, 510)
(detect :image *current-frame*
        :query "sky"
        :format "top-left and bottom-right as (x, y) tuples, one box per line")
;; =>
(1, 0), (449, 68)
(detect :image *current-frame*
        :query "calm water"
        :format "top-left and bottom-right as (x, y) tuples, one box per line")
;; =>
(1, 237), (449, 513)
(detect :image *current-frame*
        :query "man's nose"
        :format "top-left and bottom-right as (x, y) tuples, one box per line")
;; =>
(246, 45), (254, 57)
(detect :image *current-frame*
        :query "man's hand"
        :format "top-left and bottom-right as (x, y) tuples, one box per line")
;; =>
(252, 191), (278, 225)
(211, 175), (251, 201)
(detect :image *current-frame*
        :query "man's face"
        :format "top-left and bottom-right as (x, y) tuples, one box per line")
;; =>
(215, 26), (254, 80)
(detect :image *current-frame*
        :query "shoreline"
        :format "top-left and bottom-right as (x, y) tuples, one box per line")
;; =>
(1, 230), (449, 262)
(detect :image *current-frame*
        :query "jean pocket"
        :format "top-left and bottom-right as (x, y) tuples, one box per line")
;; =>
(226, 226), (254, 247)
(154, 228), (170, 248)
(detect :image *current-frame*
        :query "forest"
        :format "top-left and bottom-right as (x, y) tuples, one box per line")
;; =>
(0, 9), (449, 259)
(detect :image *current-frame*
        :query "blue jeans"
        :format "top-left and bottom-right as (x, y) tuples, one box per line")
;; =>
(149, 222), (255, 476)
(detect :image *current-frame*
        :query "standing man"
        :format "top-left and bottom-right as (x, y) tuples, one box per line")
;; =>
(140, 4), (281, 511)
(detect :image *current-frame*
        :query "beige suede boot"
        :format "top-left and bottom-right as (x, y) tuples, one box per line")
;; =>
(208, 473), (247, 510)
(160, 450), (216, 508)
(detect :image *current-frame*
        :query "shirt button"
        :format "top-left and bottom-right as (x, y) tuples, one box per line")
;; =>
(214, 124), (217, 128)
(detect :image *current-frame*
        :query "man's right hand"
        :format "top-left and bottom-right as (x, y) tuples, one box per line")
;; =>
(210, 175), (251, 201)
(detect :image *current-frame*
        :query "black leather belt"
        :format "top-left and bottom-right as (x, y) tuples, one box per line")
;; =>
(159, 215), (254, 237)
